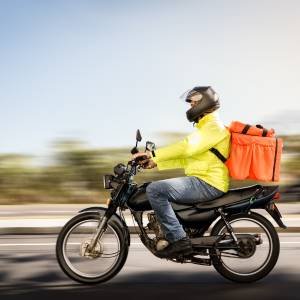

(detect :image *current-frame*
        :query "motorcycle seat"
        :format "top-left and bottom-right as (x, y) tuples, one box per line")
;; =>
(194, 184), (263, 209)
(171, 184), (265, 211)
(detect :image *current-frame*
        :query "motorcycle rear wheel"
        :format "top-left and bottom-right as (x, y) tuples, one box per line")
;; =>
(210, 212), (280, 283)
(56, 212), (129, 284)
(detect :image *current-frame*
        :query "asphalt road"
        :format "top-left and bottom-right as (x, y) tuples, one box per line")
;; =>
(0, 234), (299, 300)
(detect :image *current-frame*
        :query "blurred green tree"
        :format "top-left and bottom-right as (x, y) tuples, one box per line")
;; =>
(0, 134), (299, 204)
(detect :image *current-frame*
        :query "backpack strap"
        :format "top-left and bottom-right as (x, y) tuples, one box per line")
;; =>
(272, 138), (278, 181)
(242, 124), (268, 136)
(209, 147), (227, 163)
(256, 124), (268, 137)
(241, 124), (251, 134)
(262, 128), (268, 137)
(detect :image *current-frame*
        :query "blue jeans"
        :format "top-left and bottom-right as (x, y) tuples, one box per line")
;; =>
(146, 176), (224, 243)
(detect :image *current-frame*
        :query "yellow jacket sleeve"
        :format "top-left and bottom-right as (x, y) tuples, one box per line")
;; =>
(152, 157), (185, 170)
(153, 123), (226, 164)
(149, 113), (230, 192)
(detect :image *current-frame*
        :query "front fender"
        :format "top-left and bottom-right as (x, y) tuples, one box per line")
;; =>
(78, 207), (131, 246)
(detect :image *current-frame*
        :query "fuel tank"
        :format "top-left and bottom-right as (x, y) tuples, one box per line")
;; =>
(127, 182), (152, 211)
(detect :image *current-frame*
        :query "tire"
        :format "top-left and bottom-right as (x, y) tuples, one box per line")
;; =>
(56, 212), (129, 284)
(210, 212), (280, 283)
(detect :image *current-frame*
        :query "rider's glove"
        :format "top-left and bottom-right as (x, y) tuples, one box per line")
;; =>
(132, 152), (157, 169)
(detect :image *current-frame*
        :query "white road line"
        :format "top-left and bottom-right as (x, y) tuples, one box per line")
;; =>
(0, 243), (56, 246)
(0, 242), (144, 246)
(0, 242), (299, 246)
(0, 211), (76, 214)
(281, 242), (300, 244)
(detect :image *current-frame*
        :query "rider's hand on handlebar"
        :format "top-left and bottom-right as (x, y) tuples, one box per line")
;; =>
(141, 159), (157, 169)
(131, 152), (157, 169)
(132, 152), (151, 160)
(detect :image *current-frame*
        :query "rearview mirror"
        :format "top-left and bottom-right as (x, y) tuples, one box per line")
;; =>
(136, 129), (142, 142)
(146, 141), (156, 152)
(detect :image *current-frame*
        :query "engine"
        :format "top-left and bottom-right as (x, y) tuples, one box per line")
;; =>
(147, 213), (169, 250)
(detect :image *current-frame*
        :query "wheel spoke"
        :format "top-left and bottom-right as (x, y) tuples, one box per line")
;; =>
(218, 219), (272, 275)
(210, 213), (279, 282)
(62, 219), (120, 278)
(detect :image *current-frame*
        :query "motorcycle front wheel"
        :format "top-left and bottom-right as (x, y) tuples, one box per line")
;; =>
(210, 212), (280, 283)
(56, 212), (129, 284)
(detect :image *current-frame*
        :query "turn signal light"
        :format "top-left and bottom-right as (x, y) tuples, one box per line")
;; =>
(273, 192), (280, 200)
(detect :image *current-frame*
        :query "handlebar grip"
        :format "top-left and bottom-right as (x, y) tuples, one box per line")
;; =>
(131, 147), (139, 154)
(135, 155), (148, 162)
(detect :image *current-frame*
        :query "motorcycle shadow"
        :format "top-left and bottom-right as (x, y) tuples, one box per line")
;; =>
(0, 271), (299, 300)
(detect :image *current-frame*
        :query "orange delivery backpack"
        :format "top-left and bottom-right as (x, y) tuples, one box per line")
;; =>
(210, 121), (283, 181)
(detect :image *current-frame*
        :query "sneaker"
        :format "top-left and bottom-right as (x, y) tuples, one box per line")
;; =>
(157, 237), (192, 258)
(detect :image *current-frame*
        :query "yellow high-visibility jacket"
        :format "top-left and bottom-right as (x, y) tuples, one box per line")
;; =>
(152, 112), (231, 192)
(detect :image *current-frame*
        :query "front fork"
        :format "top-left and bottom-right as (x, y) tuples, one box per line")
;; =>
(88, 201), (118, 251)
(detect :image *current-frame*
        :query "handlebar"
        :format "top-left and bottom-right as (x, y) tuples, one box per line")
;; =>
(129, 137), (156, 169)
(128, 154), (149, 166)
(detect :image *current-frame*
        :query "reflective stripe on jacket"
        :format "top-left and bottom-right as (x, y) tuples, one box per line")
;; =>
(152, 112), (231, 192)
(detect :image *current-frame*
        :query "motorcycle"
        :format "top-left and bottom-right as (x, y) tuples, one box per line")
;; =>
(56, 130), (287, 284)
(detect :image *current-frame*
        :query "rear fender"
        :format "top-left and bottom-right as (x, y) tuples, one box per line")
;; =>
(78, 207), (131, 246)
(265, 202), (287, 229)
(224, 186), (278, 213)
(244, 186), (287, 229)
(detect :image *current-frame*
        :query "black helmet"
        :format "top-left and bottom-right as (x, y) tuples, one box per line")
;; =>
(182, 86), (220, 123)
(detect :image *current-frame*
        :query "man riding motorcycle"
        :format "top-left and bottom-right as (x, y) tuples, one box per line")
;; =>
(56, 85), (284, 284)
(133, 86), (231, 257)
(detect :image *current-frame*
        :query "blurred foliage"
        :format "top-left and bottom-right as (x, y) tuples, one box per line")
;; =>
(0, 133), (299, 204)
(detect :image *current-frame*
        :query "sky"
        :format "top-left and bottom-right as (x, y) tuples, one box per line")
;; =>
(1, 0), (300, 158)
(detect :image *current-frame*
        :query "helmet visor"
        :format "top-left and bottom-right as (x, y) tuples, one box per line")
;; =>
(180, 89), (203, 103)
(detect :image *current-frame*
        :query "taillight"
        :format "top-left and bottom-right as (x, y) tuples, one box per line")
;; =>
(273, 192), (280, 200)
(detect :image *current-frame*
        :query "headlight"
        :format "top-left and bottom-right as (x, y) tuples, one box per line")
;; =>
(114, 163), (126, 176)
